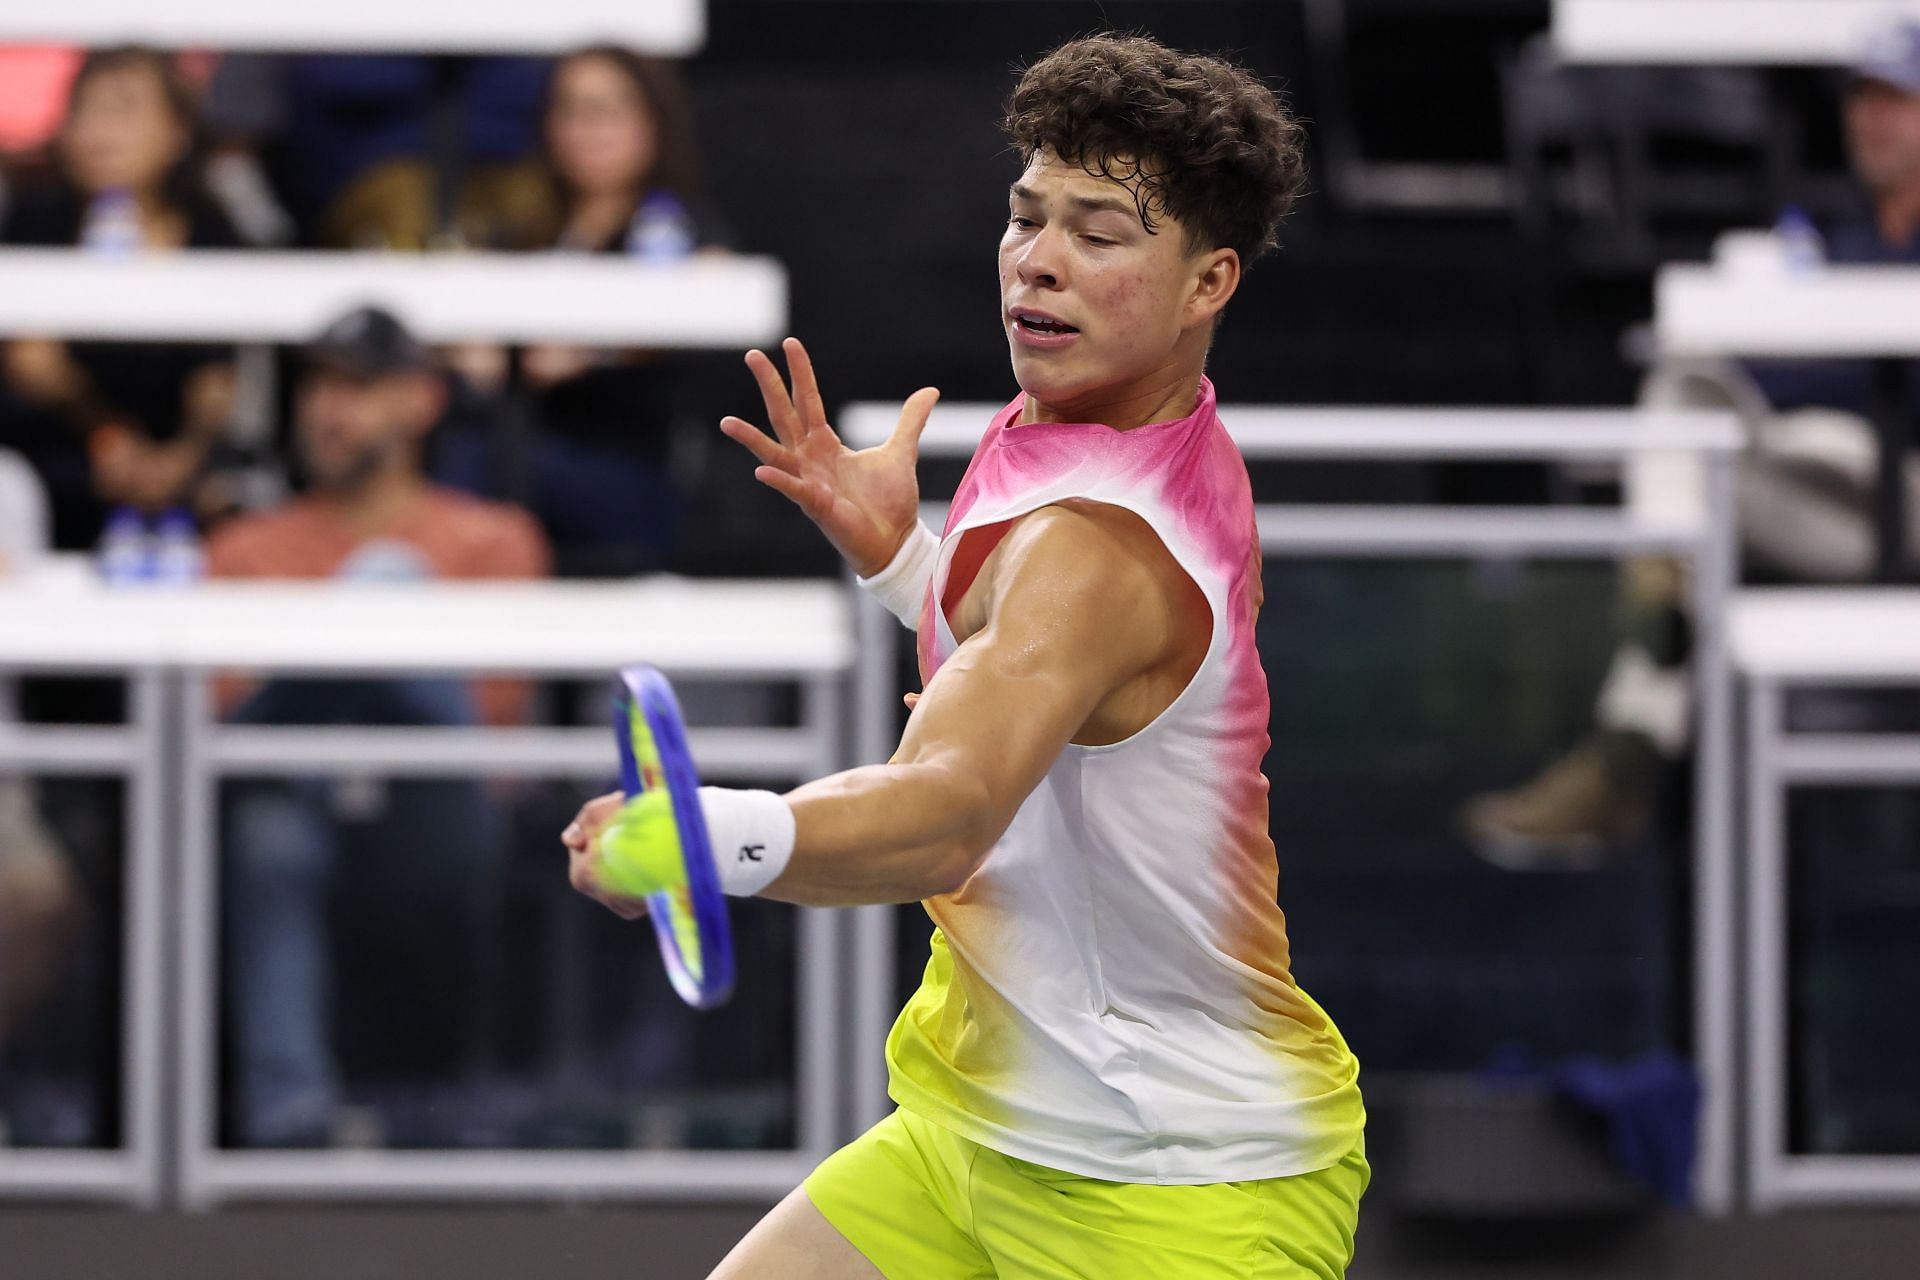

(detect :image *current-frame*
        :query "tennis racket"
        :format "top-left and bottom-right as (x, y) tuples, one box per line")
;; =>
(610, 664), (735, 1010)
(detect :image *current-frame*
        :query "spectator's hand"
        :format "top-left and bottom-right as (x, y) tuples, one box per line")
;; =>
(562, 791), (650, 920)
(181, 363), (237, 438)
(444, 343), (511, 395)
(721, 337), (940, 578)
(90, 426), (206, 511)
(523, 344), (600, 386)
(3, 339), (88, 407)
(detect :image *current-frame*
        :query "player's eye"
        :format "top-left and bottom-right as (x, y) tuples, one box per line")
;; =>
(1007, 215), (1037, 230)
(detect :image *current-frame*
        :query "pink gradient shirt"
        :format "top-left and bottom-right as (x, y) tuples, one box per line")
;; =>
(886, 378), (1365, 1182)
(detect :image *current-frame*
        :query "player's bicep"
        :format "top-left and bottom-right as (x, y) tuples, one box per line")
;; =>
(891, 511), (1164, 833)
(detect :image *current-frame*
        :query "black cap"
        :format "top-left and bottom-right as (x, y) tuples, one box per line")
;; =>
(305, 305), (433, 380)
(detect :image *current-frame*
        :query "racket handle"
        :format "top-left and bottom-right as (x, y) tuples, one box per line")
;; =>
(599, 792), (688, 898)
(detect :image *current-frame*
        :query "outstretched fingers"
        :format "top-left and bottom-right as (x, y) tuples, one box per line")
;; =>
(719, 415), (794, 471)
(783, 337), (831, 441)
(743, 348), (802, 446)
(888, 386), (942, 457)
(754, 464), (831, 520)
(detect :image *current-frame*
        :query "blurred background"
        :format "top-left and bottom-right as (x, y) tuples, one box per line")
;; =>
(4, 0), (1920, 1276)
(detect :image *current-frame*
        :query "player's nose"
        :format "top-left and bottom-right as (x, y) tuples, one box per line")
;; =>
(1015, 226), (1065, 289)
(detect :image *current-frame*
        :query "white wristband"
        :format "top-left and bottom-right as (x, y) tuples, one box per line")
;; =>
(856, 521), (939, 629)
(697, 786), (796, 897)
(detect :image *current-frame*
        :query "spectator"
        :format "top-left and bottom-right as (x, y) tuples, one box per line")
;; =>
(439, 47), (726, 575)
(207, 306), (550, 1146)
(0, 47), (242, 550)
(1463, 20), (1920, 862)
(0, 447), (81, 1051)
(200, 54), (549, 250)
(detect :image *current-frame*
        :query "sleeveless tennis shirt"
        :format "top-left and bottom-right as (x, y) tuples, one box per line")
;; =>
(885, 377), (1365, 1184)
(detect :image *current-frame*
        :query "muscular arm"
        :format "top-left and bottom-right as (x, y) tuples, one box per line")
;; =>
(763, 504), (1177, 907)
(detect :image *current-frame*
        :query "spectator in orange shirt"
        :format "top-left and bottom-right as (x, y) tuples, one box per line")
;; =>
(208, 306), (549, 1146)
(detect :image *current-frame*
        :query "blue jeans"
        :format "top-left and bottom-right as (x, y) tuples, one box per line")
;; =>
(434, 425), (682, 574)
(222, 544), (504, 1145)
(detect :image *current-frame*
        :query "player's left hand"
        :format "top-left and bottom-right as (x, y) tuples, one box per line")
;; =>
(562, 791), (651, 920)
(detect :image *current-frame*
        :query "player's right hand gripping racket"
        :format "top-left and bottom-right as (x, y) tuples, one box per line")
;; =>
(605, 664), (735, 1010)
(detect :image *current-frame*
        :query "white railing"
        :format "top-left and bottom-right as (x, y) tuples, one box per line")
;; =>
(0, 250), (786, 349)
(1554, 0), (1920, 65)
(1734, 589), (1920, 1210)
(0, 1), (704, 54)
(0, 569), (852, 1207)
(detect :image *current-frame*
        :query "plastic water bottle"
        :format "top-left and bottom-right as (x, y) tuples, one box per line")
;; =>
(1775, 205), (1825, 275)
(80, 187), (142, 257)
(96, 506), (152, 584)
(625, 191), (696, 262)
(150, 508), (205, 585)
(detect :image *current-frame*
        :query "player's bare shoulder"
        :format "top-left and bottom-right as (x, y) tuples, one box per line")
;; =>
(981, 503), (1204, 668)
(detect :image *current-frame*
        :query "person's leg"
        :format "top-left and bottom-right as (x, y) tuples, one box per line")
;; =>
(0, 779), (82, 1043)
(1458, 556), (1686, 866)
(225, 779), (341, 1145)
(707, 1187), (886, 1280)
(744, 1109), (993, 1280)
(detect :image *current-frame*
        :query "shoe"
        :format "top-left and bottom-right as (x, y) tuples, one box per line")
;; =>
(1459, 731), (1659, 871)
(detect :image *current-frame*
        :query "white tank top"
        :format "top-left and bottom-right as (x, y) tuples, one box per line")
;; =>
(885, 378), (1365, 1184)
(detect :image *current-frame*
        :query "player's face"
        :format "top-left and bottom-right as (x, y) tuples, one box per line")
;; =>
(999, 152), (1230, 416)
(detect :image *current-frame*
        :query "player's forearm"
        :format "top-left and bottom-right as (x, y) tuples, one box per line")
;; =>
(762, 761), (998, 907)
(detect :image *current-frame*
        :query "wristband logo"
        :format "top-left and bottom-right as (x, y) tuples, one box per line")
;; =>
(740, 843), (765, 862)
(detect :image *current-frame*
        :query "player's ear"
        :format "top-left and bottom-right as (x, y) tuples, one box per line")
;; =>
(1187, 247), (1240, 329)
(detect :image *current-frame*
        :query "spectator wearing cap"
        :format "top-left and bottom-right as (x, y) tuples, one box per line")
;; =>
(1739, 21), (1920, 418)
(1462, 20), (1920, 863)
(0, 47), (243, 550)
(207, 306), (549, 1147)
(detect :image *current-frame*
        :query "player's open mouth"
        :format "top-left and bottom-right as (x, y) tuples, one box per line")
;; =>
(1011, 309), (1081, 348)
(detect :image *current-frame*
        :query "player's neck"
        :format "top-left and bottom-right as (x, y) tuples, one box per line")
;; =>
(1020, 364), (1205, 432)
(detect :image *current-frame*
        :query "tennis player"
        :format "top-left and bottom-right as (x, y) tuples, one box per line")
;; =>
(563, 34), (1366, 1278)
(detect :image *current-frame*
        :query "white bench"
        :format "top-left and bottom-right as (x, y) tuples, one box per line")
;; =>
(1734, 588), (1920, 1210)
(1555, 0), (1920, 65)
(0, 569), (851, 1207)
(0, 249), (786, 349)
(0, 1), (703, 54)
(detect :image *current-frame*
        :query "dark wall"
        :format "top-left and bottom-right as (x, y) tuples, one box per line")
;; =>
(671, 1), (1651, 572)
(690, 1), (1327, 412)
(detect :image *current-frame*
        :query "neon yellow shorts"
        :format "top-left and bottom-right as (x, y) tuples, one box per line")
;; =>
(804, 1108), (1369, 1279)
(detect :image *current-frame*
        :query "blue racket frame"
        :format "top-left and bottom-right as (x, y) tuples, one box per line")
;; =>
(613, 664), (735, 1009)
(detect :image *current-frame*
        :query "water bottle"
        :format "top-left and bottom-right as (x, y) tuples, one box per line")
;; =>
(96, 506), (152, 584)
(625, 191), (696, 262)
(150, 508), (205, 585)
(80, 187), (143, 257)
(1774, 205), (1825, 275)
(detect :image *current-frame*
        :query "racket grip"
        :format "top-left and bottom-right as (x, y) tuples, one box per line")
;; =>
(599, 791), (688, 898)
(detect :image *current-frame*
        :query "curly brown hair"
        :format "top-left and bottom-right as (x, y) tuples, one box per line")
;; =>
(1003, 35), (1307, 267)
